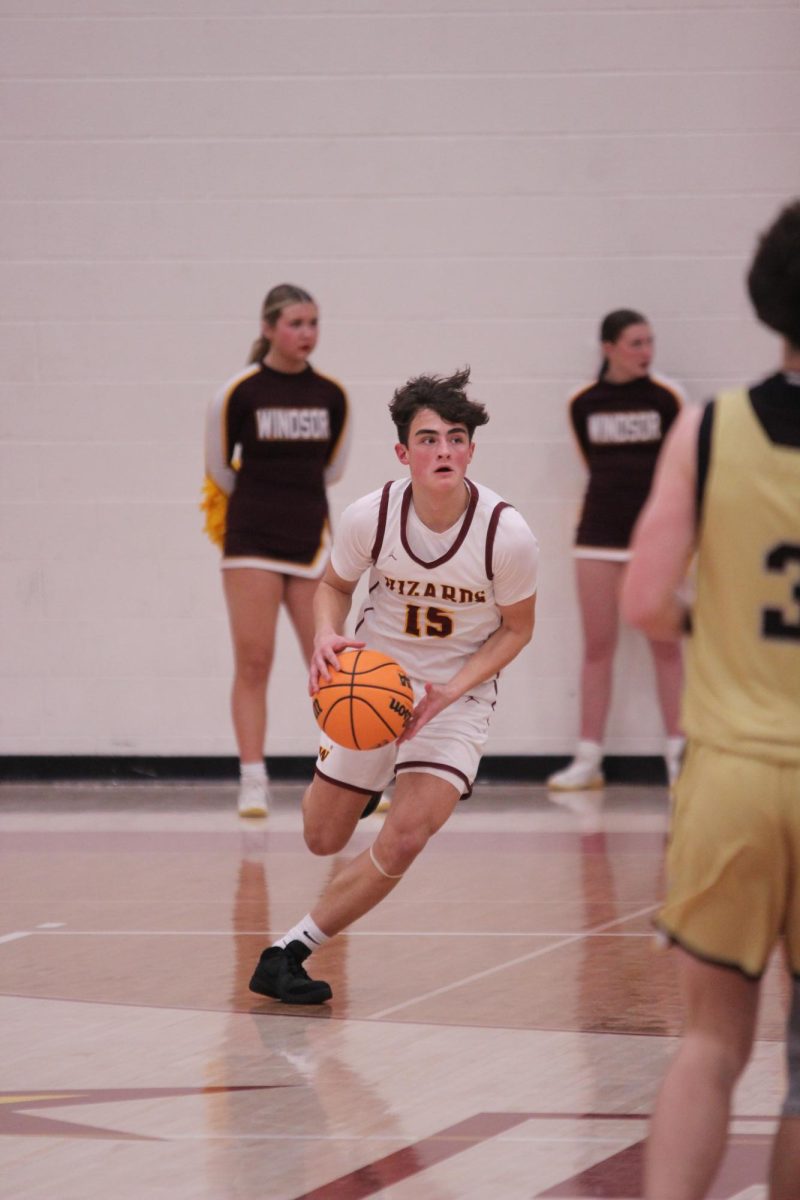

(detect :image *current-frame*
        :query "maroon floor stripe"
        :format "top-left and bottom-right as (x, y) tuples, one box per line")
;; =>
(290, 1112), (532, 1200)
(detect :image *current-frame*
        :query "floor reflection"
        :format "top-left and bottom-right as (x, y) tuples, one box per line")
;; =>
(0, 781), (787, 1200)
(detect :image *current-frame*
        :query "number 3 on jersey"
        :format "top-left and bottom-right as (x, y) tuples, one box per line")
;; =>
(762, 542), (800, 641)
(404, 604), (454, 638)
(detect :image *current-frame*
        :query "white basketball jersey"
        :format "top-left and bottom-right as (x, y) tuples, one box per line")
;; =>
(342, 479), (532, 693)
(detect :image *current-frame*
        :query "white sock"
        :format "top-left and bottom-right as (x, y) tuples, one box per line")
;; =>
(665, 736), (685, 760)
(240, 761), (267, 782)
(574, 739), (603, 766)
(274, 915), (329, 954)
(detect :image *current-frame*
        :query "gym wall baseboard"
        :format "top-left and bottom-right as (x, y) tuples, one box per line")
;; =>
(0, 755), (669, 785)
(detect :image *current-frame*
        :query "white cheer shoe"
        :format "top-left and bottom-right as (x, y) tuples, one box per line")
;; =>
(237, 776), (270, 818)
(546, 758), (605, 791)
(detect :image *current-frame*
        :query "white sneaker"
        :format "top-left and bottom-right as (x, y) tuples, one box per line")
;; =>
(546, 758), (605, 791)
(237, 776), (269, 818)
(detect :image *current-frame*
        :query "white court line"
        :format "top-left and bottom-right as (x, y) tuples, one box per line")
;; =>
(367, 902), (659, 1020)
(163, 1130), (644, 1143)
(0, 932), (32, 944)
(24, 928), (654, 939)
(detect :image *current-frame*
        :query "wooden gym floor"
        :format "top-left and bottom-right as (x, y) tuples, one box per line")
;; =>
(0, 780), (789, 1199)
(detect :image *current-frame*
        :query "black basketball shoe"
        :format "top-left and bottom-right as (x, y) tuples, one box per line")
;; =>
(249, 940), (332, 1005)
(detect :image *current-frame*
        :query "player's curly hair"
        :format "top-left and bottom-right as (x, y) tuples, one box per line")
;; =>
(389, 367), (489, 445)
(747, 200), (800, 349)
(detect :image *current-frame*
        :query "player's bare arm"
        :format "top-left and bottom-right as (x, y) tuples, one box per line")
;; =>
(621, 405), (701, 641)
(308, 564), (364, 693)
(399, 592), (536, 741)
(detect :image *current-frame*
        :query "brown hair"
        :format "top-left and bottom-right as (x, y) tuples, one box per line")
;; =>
(247, 283), (316, 364)
(389, 366), (489, 445)
(598, 308), (648, 379)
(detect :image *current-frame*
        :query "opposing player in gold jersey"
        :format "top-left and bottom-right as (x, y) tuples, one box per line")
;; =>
(622, 199), (800, 1200)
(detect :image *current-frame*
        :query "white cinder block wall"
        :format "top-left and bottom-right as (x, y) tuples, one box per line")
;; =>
(1, 1), (798, 759)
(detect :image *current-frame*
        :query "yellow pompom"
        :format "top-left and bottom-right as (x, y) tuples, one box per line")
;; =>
(200, 475), (228, 549)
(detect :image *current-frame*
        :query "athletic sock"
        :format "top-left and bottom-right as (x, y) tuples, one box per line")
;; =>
(665, 736), (685, 760)
(664, 736), (686, 785)
(574, 739), (603, 766)
(274, 915), (329, 954)
(240, 761), (268, 782)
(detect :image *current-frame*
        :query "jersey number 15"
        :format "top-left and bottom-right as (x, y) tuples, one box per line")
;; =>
(404, 604), (454, 638)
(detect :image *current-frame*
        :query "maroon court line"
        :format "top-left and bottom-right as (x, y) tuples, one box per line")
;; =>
(290, 1112), (532, 1200)
(0, 1085), (291, 1141)
(289, 1113), (779, 1200)
(539, 1132), (774, 1199)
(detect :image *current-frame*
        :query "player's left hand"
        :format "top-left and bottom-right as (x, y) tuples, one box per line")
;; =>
(397, 682), (455, 742)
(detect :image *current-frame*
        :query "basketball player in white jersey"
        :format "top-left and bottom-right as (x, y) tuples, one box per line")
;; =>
(622, 199), (800, 1199)
(248, 367), (540, 1004)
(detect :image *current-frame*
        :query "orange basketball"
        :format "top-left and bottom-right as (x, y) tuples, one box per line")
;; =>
(312, 649), (414, 750)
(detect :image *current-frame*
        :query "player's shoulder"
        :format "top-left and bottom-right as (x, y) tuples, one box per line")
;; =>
(341, 482), (394, 522)
(471, 479), (505, 508)
(495, 504), (539, 550)
(488, 499), (540, 591)
(473, 479), (522, 514)
(472, 482), (537, 539)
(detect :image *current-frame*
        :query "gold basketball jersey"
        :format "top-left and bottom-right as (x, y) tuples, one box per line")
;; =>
(683, 388), (800, 761)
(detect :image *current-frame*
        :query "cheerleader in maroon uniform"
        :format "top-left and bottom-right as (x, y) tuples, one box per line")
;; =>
(203, 284), (350, 816)
(548, 309), (685, 791)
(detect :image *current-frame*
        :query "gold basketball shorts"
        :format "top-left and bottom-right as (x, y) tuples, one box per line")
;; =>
(657, 740), (800, 979)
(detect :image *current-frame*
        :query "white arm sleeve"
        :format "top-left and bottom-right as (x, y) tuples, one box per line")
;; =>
(204, 383), (237, 496)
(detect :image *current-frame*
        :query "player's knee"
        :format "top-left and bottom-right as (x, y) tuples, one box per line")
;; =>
(379, 825), (431, 872)
(301, 785), (355, 856)
(303, 821), (349, 857)
(716, 1036), (749, 1084)
(690, 1030), (751, 1089)
(716, 1042), (751, 1089)
(303, 811), (350, 859)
